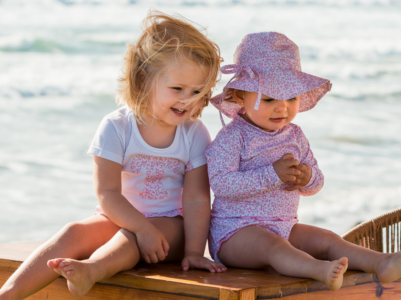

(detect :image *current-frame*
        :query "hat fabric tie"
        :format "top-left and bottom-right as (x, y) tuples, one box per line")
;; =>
(220, 64), (264, 112)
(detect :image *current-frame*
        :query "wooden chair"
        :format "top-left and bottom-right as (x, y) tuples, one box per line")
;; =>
(342, 208), (401, 253)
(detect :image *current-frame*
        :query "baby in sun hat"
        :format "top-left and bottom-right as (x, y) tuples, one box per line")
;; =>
(206, 32), (401, 291)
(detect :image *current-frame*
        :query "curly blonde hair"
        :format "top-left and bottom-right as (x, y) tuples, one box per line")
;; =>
(116, 10), (223, 122)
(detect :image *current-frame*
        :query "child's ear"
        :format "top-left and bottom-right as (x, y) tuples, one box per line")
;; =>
(231, 89), (245, 108)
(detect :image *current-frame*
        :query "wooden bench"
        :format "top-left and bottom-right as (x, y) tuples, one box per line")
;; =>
(1, 241), (400, 299)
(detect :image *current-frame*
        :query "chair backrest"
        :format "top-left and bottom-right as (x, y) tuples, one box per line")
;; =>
(342, 208), (401, 253)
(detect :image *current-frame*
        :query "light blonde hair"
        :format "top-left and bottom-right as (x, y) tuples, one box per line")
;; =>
(116, 10), (223, 122)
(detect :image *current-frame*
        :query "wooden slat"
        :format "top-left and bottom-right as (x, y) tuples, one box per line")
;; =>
(0, 270), (202, 300)
(219, 288), (255, 300)
(256, 271), (375, 299)
(275, 280), (401, 300)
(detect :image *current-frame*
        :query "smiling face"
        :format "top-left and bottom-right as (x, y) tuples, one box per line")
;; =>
(147, 59), (207, 128)
(232, 90), (300, 132)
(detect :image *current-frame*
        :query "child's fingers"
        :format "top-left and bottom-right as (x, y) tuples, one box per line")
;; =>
(181, 257), (190, 271)
(281, 153), (295, 160)
(216, 262), (227, 271)
(211, 262), (227, 272)
(142, 255), (152, 264)
(149, 253), (159, 264)
(197, 260), (216, 272)
(288, 167), (301, 176)
(156, 246), (166, 262)
(161, 237), (170, 257)
(283, 174), (297, 182)
(206, 263), (217, 273)
(284, 159), (299, 168)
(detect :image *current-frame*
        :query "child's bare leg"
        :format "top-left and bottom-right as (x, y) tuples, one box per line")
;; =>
(0, 215), (120, 300)
(48, 216), (185, 297)
(218, 226), (348, 291)
(289, 224), (401, 283)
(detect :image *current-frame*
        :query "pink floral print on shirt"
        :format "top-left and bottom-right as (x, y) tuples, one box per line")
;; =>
(205, 114), (324, 261)
(131, 155), (181, 200)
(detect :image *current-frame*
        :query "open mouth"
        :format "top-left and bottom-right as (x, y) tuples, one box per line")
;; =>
(171, 108), (187, 116)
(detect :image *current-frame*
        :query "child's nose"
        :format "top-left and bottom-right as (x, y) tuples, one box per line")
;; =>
(275, 100), (287, 112)
(180, 91), (192, 102)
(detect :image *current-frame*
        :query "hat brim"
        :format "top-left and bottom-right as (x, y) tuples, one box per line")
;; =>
(211, 69), (331, 118)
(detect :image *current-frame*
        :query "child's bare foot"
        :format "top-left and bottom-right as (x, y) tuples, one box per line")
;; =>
(47, 258), (98, 297)
(376, 252), (401, 283)
(323, 257), (348, 291)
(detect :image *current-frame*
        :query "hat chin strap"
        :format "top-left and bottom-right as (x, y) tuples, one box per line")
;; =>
(254, 74), (263, 110)
(220, 64), (263, 121)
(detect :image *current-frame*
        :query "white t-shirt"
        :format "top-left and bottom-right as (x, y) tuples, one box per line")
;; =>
(88, 106), (211, 214)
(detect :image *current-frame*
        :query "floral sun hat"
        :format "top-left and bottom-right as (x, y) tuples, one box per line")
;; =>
(211, 32), (332, 124)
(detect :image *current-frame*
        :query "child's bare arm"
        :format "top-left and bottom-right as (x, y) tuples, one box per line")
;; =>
(181, 165), (226, 272)
(93, 156), (169, 264)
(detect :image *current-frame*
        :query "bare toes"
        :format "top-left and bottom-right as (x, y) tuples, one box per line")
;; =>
(63, 266), (73, 272)
(47, 258), (62, 268)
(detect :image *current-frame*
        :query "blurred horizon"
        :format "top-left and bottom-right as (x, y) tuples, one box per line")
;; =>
(1, 0), (401, 244)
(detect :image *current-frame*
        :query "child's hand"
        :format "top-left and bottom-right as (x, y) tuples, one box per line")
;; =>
(181, 253), (227, 273)
(284, 163), (312, 191)
(273, 153), (312, 191)
(273, 153), (302, 183)
(135, 223), (170, 264)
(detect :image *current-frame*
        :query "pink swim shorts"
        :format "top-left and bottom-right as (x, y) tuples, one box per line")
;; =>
(209, 216), (298, 263)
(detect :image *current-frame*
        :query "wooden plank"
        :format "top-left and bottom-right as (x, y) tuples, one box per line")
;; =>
(100, 272), (221, 299)
(256, 271), (376, 298)
(0, 241), (42, 271)
(273, 280), (401, 300)
(0, 270), (207, 300)
(219, 288), (255, 300)
(120, 264), (322, 290)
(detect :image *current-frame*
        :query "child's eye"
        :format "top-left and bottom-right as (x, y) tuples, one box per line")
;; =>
(262, 98), (274, 102)
(193, 90), (200, 95)
(289, 97), (297, 101)
(172, 87), (182, 91)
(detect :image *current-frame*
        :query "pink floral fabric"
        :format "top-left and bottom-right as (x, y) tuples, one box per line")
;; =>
(185, 161), (194, 172)
(143, 208), (183, 219)
(131, 155), (181, 200)
(205, 115), (324, 262)
(210, 32), (331, 122)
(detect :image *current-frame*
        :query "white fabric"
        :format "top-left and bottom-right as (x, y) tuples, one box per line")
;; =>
(88, 105), (211, 214)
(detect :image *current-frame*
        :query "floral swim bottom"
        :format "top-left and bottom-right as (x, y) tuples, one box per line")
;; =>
(209, 216), (298, 263)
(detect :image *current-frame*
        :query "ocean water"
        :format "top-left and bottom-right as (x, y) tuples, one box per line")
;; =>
(0, 0), (401, 244)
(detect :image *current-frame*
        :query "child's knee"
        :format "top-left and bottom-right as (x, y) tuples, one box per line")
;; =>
(321, 229), (342, 244)
(60, 222), (86, 240)
(318, 229), (343, 256)
(260, 233), (289, 256)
